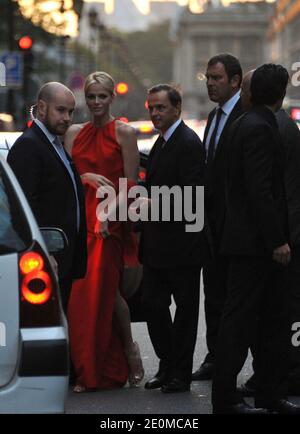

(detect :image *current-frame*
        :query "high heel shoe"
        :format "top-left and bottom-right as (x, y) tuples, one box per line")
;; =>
(73, 384), (87, 393)
(126, 341), (144, 387)
(73, 384), (97, 393)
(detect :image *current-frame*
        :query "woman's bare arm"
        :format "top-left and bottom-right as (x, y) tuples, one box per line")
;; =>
(116, 121), (139, 182)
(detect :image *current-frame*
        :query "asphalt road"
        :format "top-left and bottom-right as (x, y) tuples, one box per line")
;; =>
(66, 274), (300, 415)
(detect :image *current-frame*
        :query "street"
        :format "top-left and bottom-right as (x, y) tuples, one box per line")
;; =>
(65, 276), (300, 415)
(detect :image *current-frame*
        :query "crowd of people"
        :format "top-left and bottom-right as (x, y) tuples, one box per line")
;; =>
(6, 52), (300, 414)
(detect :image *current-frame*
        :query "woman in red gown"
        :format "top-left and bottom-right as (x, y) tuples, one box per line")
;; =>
(65, 71), (144, 392)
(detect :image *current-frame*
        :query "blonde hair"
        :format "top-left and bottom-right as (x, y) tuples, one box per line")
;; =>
(84, 71), (115, 96)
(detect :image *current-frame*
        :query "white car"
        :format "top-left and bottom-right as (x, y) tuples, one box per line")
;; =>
(0, 132), (22, 160)
(0, 155), (69, 413)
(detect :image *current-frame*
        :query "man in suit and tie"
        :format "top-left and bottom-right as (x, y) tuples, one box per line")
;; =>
(212, 64), (300, 414)
(7, 82), (87, 314)
(192, 53), (244, 381)
(139, 84), (206, 393)
(236, 70), (300, 398)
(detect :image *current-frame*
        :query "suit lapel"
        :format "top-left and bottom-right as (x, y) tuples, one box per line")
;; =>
(211, 98), (242, 163)
(146, 121), (184, 182)
(31, 123), (76, 184)
(146, 136), (162, 180)
(203, 109), (216, 146)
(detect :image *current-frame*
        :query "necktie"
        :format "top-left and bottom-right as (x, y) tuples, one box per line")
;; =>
(206, 107), (223, 165)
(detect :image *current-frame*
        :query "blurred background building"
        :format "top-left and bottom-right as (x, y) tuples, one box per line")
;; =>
(0, 0), (300, 130)
(268, 0), (300, 108)
(172, 1), (273, 118)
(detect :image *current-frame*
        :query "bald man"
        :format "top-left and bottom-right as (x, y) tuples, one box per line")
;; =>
(8, 82), (87, 313)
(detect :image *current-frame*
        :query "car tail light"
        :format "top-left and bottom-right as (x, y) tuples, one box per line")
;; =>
(22, 270), (52, 305)
(19, 243), (61, 327)
(20, 252), (44, 274)
(20, 252), (51, 305)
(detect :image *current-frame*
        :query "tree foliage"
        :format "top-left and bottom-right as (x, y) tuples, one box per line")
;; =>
(0, 0), (59, 50)
(123, 21), (173, 86)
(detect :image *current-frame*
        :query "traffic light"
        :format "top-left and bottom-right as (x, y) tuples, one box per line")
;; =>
(18, 36), (34, 127)
(18, 36), (34, 73)
(18, 36), (33, 50)
(116, 82), (129, 95)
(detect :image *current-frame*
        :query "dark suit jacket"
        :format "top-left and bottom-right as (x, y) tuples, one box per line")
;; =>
(139, 120), (206, 268)
(276, 109), (300, 249)
(204, 98), (243, 245)
(7, 122), (87, 280)
(220, 105), (288, 257)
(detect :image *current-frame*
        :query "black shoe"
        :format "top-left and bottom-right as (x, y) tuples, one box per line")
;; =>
(192, 362), (213, 381)
(145, 372), (168, 390)
(213, 402), (270, 415)
(257, 399), (300, 415)
(161, 378), (190, 393)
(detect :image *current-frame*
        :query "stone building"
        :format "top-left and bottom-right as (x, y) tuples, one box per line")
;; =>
(171, 1), (274, 119)
(268, 0), (300, 106)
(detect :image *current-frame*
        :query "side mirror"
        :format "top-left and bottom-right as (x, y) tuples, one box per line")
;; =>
(40, 227), (68, 254)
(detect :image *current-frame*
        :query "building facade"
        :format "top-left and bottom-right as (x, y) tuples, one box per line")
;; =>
(268, 0), (300, 106)
(172, 1), (274, 119)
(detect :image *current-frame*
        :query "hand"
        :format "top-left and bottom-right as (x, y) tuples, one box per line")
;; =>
(94, 218), (110, 239)
(272, 243), (291, 266)
(81, 173), (114, 191)
(49, 255), (58, 277)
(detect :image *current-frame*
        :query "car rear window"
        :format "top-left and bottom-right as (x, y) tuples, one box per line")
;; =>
(0, 163), (31, 254)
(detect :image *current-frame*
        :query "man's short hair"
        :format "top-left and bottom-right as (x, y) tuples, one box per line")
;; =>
(250, 64), (289, 106)
(148, 84), (182, 108)
(207, 53), (243, 87)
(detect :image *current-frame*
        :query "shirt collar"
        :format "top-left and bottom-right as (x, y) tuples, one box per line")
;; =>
(220, 91), (240, 116)
(34, 119), (58, 146)
(162, 118), (182, 142)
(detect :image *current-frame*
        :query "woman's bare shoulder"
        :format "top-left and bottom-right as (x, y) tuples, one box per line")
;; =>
(115, 120), (136, 140)
(67, 122), (88, 137)
(116, 119), (135, 135)
(64, 123), (88, 154)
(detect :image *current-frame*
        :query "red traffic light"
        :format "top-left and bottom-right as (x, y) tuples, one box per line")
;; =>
(18, 36), (33, 50)
(116, 82), (129, 95)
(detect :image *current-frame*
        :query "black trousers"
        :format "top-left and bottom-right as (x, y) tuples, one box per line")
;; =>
(212, 256), (289, 410)
(203, 254), (229, 363)
(250, 253), (300, 386)
(287, 254), (300, 380)
(141, 265), (201, 383)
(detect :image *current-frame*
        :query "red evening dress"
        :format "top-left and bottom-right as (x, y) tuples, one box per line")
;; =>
(67, 119), (138, 389)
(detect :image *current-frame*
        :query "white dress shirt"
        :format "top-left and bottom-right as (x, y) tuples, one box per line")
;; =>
(205, 92), (240, 153)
